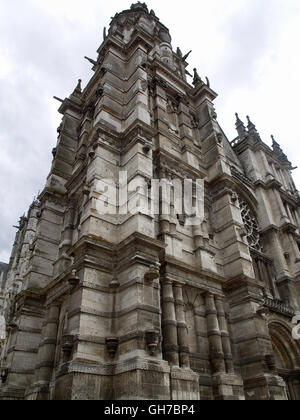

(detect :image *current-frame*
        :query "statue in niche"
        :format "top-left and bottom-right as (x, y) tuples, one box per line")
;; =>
(166, 98), (178, 134)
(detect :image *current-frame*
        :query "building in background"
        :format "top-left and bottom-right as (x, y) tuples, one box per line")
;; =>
(0, 2), (299, 400)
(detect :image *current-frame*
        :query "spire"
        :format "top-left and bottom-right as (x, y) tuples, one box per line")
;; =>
(67, 79), (83, 107)
(246, 115), (261, 140)
(271, 135), (289, 162)
(235, 113), (247, 139)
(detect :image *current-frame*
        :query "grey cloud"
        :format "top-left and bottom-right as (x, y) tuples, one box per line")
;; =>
(0, 1), (106, 262)
(215, 0), (299, 92)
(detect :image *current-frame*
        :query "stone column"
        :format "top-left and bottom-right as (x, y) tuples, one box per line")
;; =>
(273, 189), (289, 225)
(205, 293), (225, 373)
(285, 203), (294, 224)
(173, 284), (190, 369)
(194, 295), (208, 356)
(60, 202), (76, 257)
(259, 150), (272, 180)
(287, 232), (300, 262)
(35, 304), (60, 394)
(270, 162), (278, 182)
(279, 168), (290, 191)
(266, 229), (290, 280)
(257, 259), (273, 297)
(161, 278), (179, 367)
(215, 297), (234, 374)
(265, 263), (280, 299)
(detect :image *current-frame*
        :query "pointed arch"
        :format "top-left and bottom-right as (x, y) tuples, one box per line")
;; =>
(268, 319), (300, 369)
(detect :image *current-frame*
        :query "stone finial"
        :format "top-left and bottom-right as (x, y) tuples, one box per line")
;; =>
(271, 134), (280, 148)
(271, 135), (289, 162)
(193, 68), (203, 87)
(235, 113), (243, 125)
(246, 115), (261, 140)
(246, 115), (255, 130)
(69, 79), (83, 104)
(177, 47), (183, 58)
(74, 79), (82, 94)
(235, 113), (247, 138)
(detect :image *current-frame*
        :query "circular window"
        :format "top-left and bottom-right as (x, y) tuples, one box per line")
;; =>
(239, 200), (262, 251)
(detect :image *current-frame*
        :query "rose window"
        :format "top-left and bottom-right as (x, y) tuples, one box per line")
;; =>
(239, 200), (262, 251)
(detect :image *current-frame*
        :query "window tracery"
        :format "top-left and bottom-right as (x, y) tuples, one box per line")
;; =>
(239, 199), (262, 252)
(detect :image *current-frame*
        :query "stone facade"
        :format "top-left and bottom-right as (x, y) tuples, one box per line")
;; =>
(0, 2), (299, 400)
(0, 263), (9, 290)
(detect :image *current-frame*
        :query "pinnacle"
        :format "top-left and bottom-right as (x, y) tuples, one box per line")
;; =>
(73, 79), (82, 94)
(246, 115), (255, 129)
(235, 113), (244, 126)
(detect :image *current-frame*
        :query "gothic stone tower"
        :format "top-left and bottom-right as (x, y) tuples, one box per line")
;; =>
(0, 2), (299, 400)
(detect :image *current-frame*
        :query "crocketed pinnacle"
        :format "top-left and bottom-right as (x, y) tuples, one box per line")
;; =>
(235, 113), (247, 139)
(271, 135), (289, 162)
(247, 115), (261, 140)
(73, 79), (82, 95)
(235, 113), (244, 126)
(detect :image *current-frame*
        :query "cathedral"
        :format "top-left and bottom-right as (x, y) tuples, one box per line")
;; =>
(0, 2), (299, 400)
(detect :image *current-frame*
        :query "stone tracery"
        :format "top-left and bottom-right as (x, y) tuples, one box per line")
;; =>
(239, 199), (262, 252)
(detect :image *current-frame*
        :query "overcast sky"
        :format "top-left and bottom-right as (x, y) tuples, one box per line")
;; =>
(0, 0), (300, 262)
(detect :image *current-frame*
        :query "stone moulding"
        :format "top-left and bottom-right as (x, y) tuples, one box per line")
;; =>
(68, 358), (170, 377)
(263, 297), (295, 318)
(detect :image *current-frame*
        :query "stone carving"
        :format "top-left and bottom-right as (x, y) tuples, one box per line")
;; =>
(142, 144), (151, 155)
(68, 270), (80, 290)
(193, 68), (203, 87)
(144, 265), (159, 281)
(110, 276), (120, 289)
(61, 335), (74, 362)
(263, 297), (295, 317)
(106, 337), (119, 358)
(145, 330), (160, 356)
